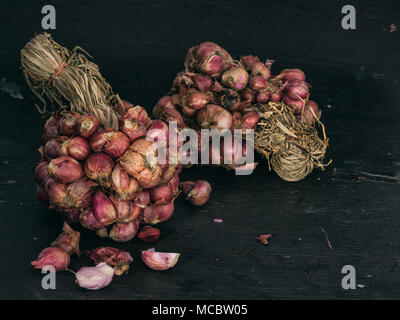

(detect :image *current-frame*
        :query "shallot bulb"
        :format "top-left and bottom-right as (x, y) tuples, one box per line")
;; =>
(44, 178), (68, 208)
(192, 75), (213, 92)
(283, 95), (305, 113)
(141, 248), (180, 271)
(276, 68), (306, 81)
(218, 88), (241, 111)
(221, 66), (249, 91)
(134, 189), (150, 208)
(146, 120), (169, 144)
(181, 90), (210, 111)
(299, 100), (321, 125)
(34, 161), (50, 186)
(109, 220), (140, 242)
(241, 111), (260, 130)
(153, 96), (185, 128)
(283, 79), (309, 100)
(64, 136), (90, 160)
(180, 180), (211, 206)
(149, 184), (173, 205)
(119, 106), (149, 142)
(44, 137), (68, 160)
(138, 226), (160, 242)
(249, 75), (267, 91)
(251, 61), (271, 79)
(197, 104), (233, 130)
(75, 262), (114, 290)
(79, 208), (105, 231)
(58, 112), (80, 136)
(51, 222), (80, 256)
(120, 138), (163, 188)
(256, 90), (270, 103)
(41, 114), (60, 143)
(66, 177), (97, 209)
(88, 247), (133, 275)
(173, 72), (193, 90)
(143, 201), (174, 224)
(111, 195), (142, 223)
(185, 42), (233, 77)
(115, 99), (135, 114)
(75, 114), (99, 138)
(111, 164), (140, 200)
(31, 247), (70, 272)
(90, 129), (130, 159)
(84, 152), (114, 187)
(92, 191), (117, 226)
(48, 156), (83, 183)
(240, 55), (260, 71)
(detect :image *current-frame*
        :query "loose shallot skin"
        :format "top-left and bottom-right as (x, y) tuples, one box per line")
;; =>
(138, 226), (160, 242)
(88, 247), (133, 275)
(75, 262), (114, 290)
(51, 222), (81, 256)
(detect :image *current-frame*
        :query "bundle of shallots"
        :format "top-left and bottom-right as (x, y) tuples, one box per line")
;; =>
(24, 34), (185, 242)
(153, 42), (331, 181)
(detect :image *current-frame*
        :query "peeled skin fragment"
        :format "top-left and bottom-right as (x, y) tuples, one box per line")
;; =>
(141, 248), (180, 271)
(119, 138), (163, 188)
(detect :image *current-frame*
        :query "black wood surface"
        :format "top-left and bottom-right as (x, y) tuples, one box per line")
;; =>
(0, 0), (399, 300)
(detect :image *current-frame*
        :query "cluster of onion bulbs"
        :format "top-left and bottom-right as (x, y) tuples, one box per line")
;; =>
(153, 42), (321, 156)
(34, 100), (210, 242)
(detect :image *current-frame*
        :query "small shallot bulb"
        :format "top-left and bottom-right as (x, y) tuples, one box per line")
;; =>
(84, 152), (114, 187)
(241, 111), (260, 130)
(283, 95), (305, 113)
(111, 164), (140, 200)
(153, 96), (185, 128)
(44, 137), (68, 160)
(111, 195), (142, 223)
(256, 91), (270, 103)
(75, 262), (114, 290)
(251, 61), (271, 79)
(143, 201), (174, 224)
(51, 222), (80, 256)
(79, 208), (105, 231)
(146, 120), (169, 143)
(192, 75), (213, 92)
(299, 100), (321, 125)
(34, 161), (50, 186)
(249, 75), (267, 91)
(88, 247), (133, 275)
(90, 130), (130, 159)
(58, 112), (80, 136)
(109, 220), (140, 242)
(64, 137), (90, 160)
(92, 191), (117, 226)
(283, 79), (309, 100)
(48, 156), (83, 183)
(149, 184), (173, 205)
(180, 180), (211, 206)
(276, 68), (306, 81)
(182, 91), (210, 111)
(41, 114), (60, 143)
(240, 55), (260, 71)
(31, 247), (70, 272)
(270, 90), (282, 102)
(197, 104), (233, 130)
(134, 189), (150, 208)
(221, 66), (249, 91)
(241, 88), (256, 104)
(119, 106), (149, 142)
(119, 138), (163, 188)
(66, 177), (97, 209)
(75, 114), (99, 138)
(141, 248), (180, 271)
(44, 178), (68, 207)
(138, 226), (160, 243)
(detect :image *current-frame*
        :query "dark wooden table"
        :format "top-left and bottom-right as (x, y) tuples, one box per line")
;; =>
(0, 0), (399, 299)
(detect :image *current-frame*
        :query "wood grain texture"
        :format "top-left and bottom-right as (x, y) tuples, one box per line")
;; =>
(0, 0), (399, 299)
